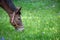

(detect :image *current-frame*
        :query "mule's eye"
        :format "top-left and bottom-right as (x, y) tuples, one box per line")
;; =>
(18, 18), (20, 20)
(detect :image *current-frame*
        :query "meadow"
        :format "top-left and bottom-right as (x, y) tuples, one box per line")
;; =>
(0, 0), (60, 40)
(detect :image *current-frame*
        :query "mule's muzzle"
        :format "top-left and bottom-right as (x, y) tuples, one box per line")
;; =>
(15, 26), (24, 31)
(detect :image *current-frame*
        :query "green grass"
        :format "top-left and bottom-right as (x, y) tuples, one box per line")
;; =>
(0, 0), (60, 40)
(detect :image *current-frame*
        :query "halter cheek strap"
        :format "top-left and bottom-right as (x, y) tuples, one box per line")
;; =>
(11, 7), (20, 23)
(11, 11), (15, 23)
(11, 11), (19, 27)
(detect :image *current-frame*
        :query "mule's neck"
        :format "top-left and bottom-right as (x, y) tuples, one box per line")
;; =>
(5, 0), (17, 11)
(1, 1), (12, 12)
(0, 0), (17, 17)
(1, 0), (17, 13)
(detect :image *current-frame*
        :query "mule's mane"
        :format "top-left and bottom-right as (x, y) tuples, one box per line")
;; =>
(5, 0), (17, 11)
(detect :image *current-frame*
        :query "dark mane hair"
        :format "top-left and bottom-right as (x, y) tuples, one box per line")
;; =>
(0, 0), (16, 11)
(0, 0), (17, 11)
(5, 0), (17, 11)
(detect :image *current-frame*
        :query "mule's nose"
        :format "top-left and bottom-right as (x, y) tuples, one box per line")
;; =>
(16, 26), (24, 31)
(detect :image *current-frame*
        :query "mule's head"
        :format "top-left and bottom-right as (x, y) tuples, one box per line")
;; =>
(10, 7), (24, 31)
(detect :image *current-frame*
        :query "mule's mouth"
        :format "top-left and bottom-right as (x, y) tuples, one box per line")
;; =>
(15, 26), (24, 31)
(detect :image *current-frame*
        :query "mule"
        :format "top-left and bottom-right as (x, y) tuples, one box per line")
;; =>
(0, 0), (24, 31)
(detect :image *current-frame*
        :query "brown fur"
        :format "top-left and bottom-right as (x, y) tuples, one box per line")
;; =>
(0, 0), (24, 30)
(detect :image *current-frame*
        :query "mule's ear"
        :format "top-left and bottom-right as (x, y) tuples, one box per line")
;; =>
(19, 7), (22, 11)
(17, 7), (22, 11)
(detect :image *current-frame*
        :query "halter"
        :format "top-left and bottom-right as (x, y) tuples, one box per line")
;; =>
(11, 7), (21, 27)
